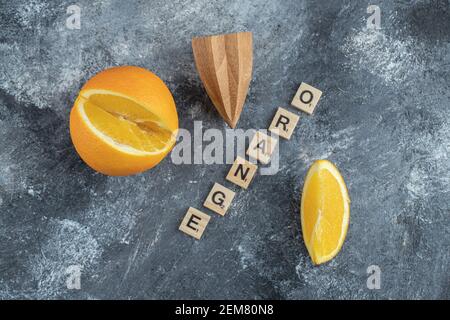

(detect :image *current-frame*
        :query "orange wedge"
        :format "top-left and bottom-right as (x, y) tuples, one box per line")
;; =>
(70, 66), (178, 176)
(301, 160), (350, 265)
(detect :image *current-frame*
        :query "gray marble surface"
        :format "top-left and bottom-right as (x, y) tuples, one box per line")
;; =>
(0, 0), (449, 299)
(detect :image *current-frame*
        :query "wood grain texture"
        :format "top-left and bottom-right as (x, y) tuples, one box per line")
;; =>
(192, 31), (253, 128)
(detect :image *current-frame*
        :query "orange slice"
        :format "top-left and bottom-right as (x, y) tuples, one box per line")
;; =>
(301, 160), (350, 265)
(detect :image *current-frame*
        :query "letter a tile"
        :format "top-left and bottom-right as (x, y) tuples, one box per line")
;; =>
(246, 131), (278, 164)
(226, 156), (258, 189)
(179, 207), (211, 240)
(204, 183), (235, 216)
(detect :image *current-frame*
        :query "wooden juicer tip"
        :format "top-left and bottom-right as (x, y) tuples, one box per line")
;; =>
(192, 31), (253, 128)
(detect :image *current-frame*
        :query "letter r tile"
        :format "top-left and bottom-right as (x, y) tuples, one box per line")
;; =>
(179, 207), (211, 240)
(269, 107), (300, 140)
(204, 183), (235, 216)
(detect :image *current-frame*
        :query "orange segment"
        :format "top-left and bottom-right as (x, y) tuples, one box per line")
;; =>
(301, 160), (350, 265)
(87, 93), (162, 124)
(80, 66), (178, 132)
(80, 94), (174, 153)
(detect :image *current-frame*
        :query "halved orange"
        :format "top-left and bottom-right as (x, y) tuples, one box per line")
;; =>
(301, 160), (350, 265)
(70, 66), (178, 176)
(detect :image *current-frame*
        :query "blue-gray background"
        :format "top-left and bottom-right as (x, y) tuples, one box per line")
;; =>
(0, 0), (449, 299)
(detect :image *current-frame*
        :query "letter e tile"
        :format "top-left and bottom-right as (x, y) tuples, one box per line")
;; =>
(179, 207), (211, 240)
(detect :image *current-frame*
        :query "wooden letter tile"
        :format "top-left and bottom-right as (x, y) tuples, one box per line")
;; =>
(204, 183), (235, 216)
(246, 131), (278, 164)
(226, 156), (258, 189)
(291, 82), (322, 114)
(269, 107), (300, 140)
(179, 207), (211, 240)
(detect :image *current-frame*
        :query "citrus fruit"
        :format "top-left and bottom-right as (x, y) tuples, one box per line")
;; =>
(300, 160), (350, 265)
(70, 66), (178, 176)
